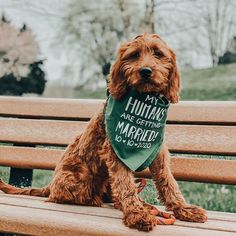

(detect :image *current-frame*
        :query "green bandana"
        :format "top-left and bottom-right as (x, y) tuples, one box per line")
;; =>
(105, 89), (170, 172)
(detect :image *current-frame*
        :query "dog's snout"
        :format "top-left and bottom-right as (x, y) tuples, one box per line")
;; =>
(139, 67), (152, 80)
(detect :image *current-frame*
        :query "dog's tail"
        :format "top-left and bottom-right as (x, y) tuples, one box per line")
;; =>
(0, 178), (50, 197)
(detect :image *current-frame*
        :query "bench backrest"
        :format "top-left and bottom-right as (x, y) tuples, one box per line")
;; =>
(0, 96), (236, 185)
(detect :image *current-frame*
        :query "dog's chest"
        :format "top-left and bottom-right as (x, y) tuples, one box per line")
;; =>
(105, 89), (170, 171)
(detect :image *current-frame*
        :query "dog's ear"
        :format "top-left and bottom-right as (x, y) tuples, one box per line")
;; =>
(134, 34), (143, 39)
(152, 34), (161, 39)
(108, 44), (128, 100)
(165, 50), (180, 103)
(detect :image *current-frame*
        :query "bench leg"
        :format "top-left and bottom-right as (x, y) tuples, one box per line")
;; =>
(8, 144), (34, 187)
(9, 168), (33, 187)
(0, 233), (17, 236)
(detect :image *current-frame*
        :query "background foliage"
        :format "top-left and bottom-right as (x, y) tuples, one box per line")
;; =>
(0, 16), (46, 95)
(0, 60), (46, 95)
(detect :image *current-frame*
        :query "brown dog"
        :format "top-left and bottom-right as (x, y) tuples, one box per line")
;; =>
(0, 34), (207, 231)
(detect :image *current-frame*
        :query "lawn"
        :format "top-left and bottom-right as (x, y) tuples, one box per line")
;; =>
(76, 63), (236, 101)
(0, 63), (235, 213)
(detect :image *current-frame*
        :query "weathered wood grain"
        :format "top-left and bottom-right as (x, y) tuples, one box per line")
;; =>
(0, 97), (235, 124)
(1, 146), (236, 184)
(0, 194), (235, 236)
(0, 119), (235, 155)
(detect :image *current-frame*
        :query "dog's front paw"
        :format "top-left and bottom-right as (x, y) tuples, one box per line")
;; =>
(173, 204), (207, 223)
(123, 211), (157, 231)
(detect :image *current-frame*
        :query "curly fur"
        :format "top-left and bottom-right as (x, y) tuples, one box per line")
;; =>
(0, 34), (207, 231)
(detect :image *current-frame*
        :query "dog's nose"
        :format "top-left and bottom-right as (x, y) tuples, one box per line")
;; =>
(139, 67), (152, 80)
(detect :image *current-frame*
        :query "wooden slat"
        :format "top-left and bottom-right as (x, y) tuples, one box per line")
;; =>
(0, 96), (235, 124)
(0, 146), (62, 169)
(0, 118), (235, 155)
(170, 158), (236, 184)
(0, 118), (86, 146)
(1, 193), (236, 223)
(1, 146), (236, 185)
(166, 124), (236, 155)
(1, 205), (234, 236)
(168, 101), (236, 124)
(0, 96), (104, 120)
(0, 194), (235, 235)
(136, 158), (236, 185)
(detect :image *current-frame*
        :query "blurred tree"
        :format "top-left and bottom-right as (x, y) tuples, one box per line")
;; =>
(142, 0), (156, 33)
(0, 15), (46, 96)
(0, 61), (46, 95)
(3, 0), (235, 89)
(218, 36), (236, 64)
(58, 0), (143, 89)
(195, 0), (236, 66)
(58, 0), (197, 89)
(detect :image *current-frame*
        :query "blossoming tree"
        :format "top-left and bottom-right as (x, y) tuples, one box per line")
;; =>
(0, 16), (46, 96)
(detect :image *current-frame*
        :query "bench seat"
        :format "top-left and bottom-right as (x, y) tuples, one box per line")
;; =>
(0, 193), (235, 236)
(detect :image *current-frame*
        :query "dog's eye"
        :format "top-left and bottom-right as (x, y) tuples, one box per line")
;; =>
(153, 50), (164, 58)
(129, 52), (140, 60)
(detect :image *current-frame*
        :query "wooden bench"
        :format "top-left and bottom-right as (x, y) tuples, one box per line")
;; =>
(0, 96), (236, 236)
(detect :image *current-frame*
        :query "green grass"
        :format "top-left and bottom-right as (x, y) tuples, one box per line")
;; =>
(0, 63), (236, 213)
(0, 167), (10, 183)
(181, 63), (236, 100)
(75, 63), (236, 101)
(139, 180), (236, 213)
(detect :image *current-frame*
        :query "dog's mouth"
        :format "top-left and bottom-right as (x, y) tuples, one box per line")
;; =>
(135, 82), (158, 93)
(129, 76), (167, 94)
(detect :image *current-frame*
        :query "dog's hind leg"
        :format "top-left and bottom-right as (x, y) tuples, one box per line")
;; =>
(48, 167), (102, 206)
(48, 157), (107, 206)
(48, 110), (106, 206)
